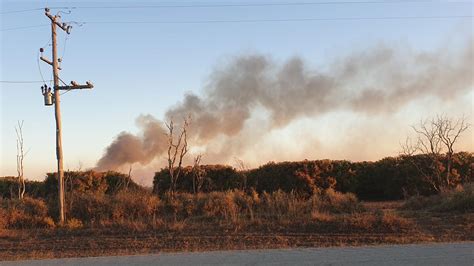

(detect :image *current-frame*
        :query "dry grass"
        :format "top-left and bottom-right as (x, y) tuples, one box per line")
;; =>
(404, 183), (474, 213)
(1, 189), (472, 261)
(0, 189), (403, 232)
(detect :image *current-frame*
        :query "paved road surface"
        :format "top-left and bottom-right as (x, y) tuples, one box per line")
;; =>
(2, 242), (473, 265)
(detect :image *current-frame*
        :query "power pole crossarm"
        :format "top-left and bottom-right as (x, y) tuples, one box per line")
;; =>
(57, 81), (94, 90)
(40, 56), (53, 65)
(45, 8), (72, 33)
(39, 7), (94, 224)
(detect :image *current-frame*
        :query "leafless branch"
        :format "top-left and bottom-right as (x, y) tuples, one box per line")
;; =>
(15, 120), (26, 199)
(401, 115), (471, 191)
(166, 116), (191, 194)
(192, 154), (204, 194)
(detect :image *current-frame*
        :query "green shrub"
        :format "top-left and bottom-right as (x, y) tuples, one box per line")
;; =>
(404, 183), (474, 213)
(67, 192), (110, 225)
(247, 161), (331, 196)
(153, 165), (244, 194)
(403, 195), (439, 210)
(432, 184), (474, 212)
(43, 170), (144, 200)
(0, 177), (45, 199)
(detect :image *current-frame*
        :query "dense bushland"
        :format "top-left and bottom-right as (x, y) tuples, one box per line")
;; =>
(153, 152), (473, 200)
(0, 171), (143, 200)
(2, 153), (471, 202)
(153, 165), (243, 194)
(0, 177), (44, 200)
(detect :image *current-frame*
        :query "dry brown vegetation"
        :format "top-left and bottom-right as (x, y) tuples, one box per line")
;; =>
(0, 184), (473, 261)
(403, 183), (474, 213)
(2, 188), (368, 231)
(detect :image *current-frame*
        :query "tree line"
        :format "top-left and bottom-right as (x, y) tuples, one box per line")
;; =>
(153, 152), (473, 200)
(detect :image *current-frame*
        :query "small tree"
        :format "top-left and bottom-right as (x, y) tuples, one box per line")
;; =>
(15, 120), (26, 199)
(435, 115), (470, 187)
(165, 117), (190, 194)
(192, 154), (205, 194)
(401, 115), (470, 192)
(234, 158), (248, 191)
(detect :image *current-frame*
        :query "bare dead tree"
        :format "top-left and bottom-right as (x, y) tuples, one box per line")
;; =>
(401, 115), (471, 192)
(435, 115), (470, 187)
(126, 164), (133, 189)
(400, 136), (417, 156)
(65, 161), (83, 202)
(192, 154), (205, 194)
(234, 158), (248, 191)
(165, 117), (190, 194)
(15, 120), (26, 200)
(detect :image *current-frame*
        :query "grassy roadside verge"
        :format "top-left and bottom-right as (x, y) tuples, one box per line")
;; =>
(1, 185), (472, 261)
(1, 204), (472, 261)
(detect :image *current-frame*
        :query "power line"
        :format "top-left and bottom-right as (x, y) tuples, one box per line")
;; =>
(50, 0), (471, 9)
(61, 34), (70, 63)
(77, 15), (474, 25)
(0, 80), (52, 83)
(0, 8), (43, 14)
(1, 0), (470, 14)
(1, 24), (49, 31)
(0, 6), (72, 15)
(37, 39), (52, 85)
(2, 14), (471, 32)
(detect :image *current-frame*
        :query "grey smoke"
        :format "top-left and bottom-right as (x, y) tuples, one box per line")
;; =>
(96, 41), (473, 170)
(96, 115), (167, 170)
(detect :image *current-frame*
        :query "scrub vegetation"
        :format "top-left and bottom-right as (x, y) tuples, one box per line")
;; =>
(0, 155), (472, 260)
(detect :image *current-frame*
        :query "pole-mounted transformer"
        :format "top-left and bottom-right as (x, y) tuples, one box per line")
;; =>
(41, 85), (53, 106)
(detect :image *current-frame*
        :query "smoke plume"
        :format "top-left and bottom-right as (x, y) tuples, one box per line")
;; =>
(96, 115), (167, 170)
(96, 41), (473, 170)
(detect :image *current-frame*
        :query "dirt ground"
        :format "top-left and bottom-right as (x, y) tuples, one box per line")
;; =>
(1, 201), (472, 261)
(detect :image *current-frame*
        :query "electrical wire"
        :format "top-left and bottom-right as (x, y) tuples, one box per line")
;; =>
(0, 7), (43, 14)
(1, 0), (471, 32)
(56, 10), (72, 16)
(1, 24), (49, 31)
(59, 36), (71, 96)
(1, 0), (470, 14)
(45, 0), (474, 10)
(59, 77), (75, 95)
(0, 80), (52, 83)
(37, 52), (47, 85)
(60, 34), (69, 64)
(3, 14), (471, 32)
(60, 89), (74, 96)
(79, 15), (474, 25)
(36, 39), (52, 87)
(58, 77), (68, 86)
(0, 6), (73, 15)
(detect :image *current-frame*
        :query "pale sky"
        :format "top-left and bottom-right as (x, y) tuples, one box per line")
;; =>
(1, 0), (473, 185)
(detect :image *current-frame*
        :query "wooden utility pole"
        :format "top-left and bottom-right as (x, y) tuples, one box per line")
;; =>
(40, 8), (93, 224)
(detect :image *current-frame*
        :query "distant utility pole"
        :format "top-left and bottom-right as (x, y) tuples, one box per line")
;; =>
(40, 8), (93, 224)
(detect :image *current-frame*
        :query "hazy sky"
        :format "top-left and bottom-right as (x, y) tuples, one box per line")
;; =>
(1, 0), (473, 185)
